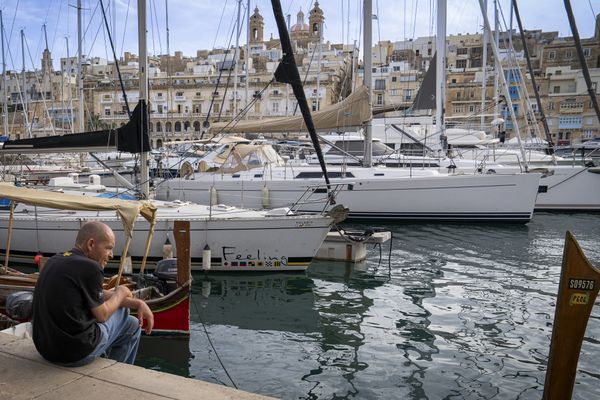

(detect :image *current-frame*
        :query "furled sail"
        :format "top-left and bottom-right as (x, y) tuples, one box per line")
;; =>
(0, 100), (151, 154)
(210, 85), (371, 134)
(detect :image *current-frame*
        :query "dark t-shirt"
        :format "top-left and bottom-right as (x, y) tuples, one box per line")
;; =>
(32, 248), (105, 363)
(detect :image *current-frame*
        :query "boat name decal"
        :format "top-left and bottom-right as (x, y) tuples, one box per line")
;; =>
(569, 293), (589, 306)
(222, 246), (288, 266)
(568, 278), (595, 291)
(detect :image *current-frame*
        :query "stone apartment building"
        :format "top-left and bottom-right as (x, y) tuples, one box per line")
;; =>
(2, 7), (599, 147)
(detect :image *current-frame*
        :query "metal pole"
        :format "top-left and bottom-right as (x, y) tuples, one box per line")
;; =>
(1, 10), (9, 137)
(315, 19), (323, 111)
(21, 29), (30, 138)
(493, 0), (500, 119)
(65, 37), (74, 133)
(480, 0), (488, 130)
(77, 0), (85, 132)
(436, 0), (446, 135)
(233, 0), (241, 117)
(245, 0), (250, 116)
(138, 0), (150, 198)
(363, 0), (372, 167)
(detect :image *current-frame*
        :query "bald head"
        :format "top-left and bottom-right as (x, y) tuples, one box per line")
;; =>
(75, 221), (113, 247)
(75, 221), (116, 268)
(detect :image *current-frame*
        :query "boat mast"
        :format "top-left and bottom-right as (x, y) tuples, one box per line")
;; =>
(435, 0), (446, 137)
(493, 0), (500, 119)
(480, 0), (488, 130)
(563, 0), (600, 124)
(511, 0), (556, 159)
(77, 0), (85, 132)
(138, 0), (150, 198)
(65, 37), (75, 133)
(315, 8), (323, 111)
(362, 0), (372, 167)
(1, 10), (8, 137)
(233, 0), (241, 117)
(245, 0), (250, 116)
(20, 29), (31, 138)
(477, 0), (528, 171)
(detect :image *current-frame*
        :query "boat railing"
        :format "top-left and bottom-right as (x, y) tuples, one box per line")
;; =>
(288, 183), (346, 215)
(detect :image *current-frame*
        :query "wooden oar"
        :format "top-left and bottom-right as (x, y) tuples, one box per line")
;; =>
(543, 231), (600, 399)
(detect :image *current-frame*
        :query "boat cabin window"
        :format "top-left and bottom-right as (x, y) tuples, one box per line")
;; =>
(294, 172), (355, 179)
(232, 174), (240, 178)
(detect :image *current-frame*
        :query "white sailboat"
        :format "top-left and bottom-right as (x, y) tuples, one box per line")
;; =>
(0, 0), (338, 272)
(155, 0), (540, 223)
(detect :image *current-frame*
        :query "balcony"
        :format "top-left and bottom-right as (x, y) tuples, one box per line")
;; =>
(174, 95), (187, 102)
(153, 96), (166, 102)
(100, 96), (113, 104)
(559, 102), (584, 114)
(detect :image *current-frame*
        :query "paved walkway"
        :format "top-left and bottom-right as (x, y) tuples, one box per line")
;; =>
(0, 332), (275, 400)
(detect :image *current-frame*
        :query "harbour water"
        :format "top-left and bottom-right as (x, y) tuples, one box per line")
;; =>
(136, 212), (600, 399)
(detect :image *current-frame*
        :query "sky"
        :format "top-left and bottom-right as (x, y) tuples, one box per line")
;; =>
(0, 0), (599, 71)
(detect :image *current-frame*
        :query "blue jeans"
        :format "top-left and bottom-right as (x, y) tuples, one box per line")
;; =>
(63, 308), (141, 367)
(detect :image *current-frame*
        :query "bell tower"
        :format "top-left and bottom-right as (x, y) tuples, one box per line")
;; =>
(249, 7), (264, 43)
(308, 1), (324, 41)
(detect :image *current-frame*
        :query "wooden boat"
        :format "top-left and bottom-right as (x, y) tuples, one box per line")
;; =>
(0, 185), (191, 335)
(543, 231), (600, 399)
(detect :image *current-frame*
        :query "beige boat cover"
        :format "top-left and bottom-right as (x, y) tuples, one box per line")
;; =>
(0, 183), (156, 237)
(210, 85), (371, 134)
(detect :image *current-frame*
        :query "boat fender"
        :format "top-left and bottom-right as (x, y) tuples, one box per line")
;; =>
(209, 186), (218, 205)
(162, 237), (173, 259)
(262, 185), (270, 208)
(202, 245), (211, 271)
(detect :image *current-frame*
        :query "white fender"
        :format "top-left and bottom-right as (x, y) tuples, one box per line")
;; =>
(261, 185), (270, 208)
(202, 244), (211, 270)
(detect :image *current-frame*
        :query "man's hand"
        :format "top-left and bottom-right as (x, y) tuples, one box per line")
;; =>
(115, 285), (133, 300)
(136, 300), (154, 335)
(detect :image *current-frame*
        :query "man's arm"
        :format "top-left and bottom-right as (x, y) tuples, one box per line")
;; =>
(95, 288), (155, 334)
(91, 286), (133, 322)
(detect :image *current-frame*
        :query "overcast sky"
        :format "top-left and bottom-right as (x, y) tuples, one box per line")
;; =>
(1, 0), (598, 70)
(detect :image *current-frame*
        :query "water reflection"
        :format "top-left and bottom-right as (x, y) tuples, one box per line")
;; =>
(136, 336), (192, 377)
(135, 213), (600, 399)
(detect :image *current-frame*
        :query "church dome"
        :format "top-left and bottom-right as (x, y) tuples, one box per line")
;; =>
(291, 9), (309, 32)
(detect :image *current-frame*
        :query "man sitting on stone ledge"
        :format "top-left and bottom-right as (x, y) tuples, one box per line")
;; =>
(32, 220), (154, 366)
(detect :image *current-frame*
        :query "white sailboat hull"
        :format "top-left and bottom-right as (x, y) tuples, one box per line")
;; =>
(156, 167), (541, 222)
(0, 203), (334, 272)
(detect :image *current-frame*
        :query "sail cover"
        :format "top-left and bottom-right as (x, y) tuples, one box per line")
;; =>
(210, 86), (371, 134)
(0, 100), (151, 154)
(0, 183), (156, 238)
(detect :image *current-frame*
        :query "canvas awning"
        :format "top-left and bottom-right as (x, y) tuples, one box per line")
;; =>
(210, 85), (372, 134)
(0, 183), (156, 237)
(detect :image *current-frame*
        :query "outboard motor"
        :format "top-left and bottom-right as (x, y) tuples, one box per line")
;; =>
(5, 291), (33, 321)
(154, 258), (178, 281)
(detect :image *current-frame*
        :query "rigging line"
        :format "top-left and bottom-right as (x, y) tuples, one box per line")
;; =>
(203, 3), (236, 124)
(50, 0), (63, 53)
(149, 0), (156, 56)
(411, 0), (419, 40)
(211, 0), (229, 52)
(213, 6), (240, 122)
(100, 0), (131, 118)
(119, 0), (131, 56)
(23, 34), (57, 136)
(190, 290), (239, 390)
(7, 0), (18, 55)
(151, 0), (163, 55)
(212, 78), (274, 137)
(589, 0), (596, 17)
(82, 0), (100, 45)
